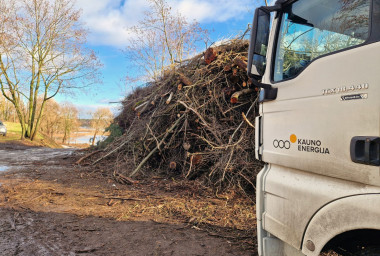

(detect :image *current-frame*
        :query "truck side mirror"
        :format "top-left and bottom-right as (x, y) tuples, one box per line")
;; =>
(247, 7), (277, 102)
(248, 8), (270, 80)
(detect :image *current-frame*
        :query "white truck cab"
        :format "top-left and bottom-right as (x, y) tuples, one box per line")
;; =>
(247, 0), (380, 255)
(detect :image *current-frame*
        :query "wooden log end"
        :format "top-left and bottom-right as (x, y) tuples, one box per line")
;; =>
(190, 154), (202, 165)
(169, 161), (177, 169)
(166, 92), (174, 104)
(231, 89), (254, 104)
(224, 64), (232, 72)
(233, 57), (248, 71)
(204, 48), (218, 64)
(183, 142), (191, 151)
(179, 74), (192, 86)
(230, 97), (238, 104)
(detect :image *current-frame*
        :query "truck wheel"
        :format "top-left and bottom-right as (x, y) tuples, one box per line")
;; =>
(321, 246), (380, 256)
(357, 246), (380, 256)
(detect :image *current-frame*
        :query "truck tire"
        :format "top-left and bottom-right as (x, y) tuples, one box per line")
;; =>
(321, 246), (380, 256)
(357, 246), (380, 256)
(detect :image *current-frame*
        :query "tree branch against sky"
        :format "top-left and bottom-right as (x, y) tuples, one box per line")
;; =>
(74, 0), (261, 48)
(0, 0), (101, 140)
(124, 0), (208, 82)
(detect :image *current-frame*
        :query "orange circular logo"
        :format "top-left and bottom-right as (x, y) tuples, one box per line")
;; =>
(290, 134), (297, 143)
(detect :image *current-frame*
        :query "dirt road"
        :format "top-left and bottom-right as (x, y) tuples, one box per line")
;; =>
(0, 143), (256, 256)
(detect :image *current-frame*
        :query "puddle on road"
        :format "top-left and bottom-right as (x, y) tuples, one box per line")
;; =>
(0, 148), (74, 163)
(0, 165), (9, 172)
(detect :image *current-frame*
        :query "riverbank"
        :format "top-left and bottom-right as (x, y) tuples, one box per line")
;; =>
(0, 122), (108, 149)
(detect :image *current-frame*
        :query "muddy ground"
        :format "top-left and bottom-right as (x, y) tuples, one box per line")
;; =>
(0, 142), (256, 256)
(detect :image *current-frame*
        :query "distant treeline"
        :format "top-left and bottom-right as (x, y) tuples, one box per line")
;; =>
(79, 119), (92, 128)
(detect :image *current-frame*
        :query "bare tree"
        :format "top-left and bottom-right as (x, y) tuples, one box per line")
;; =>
(39, 98), (61, 139)
(60, 103), (79, 144)
(90, 107), (113, 146)
(0, 93), (17, 122)
(125, 0), (207, 81)
(0, 0), (100, 140)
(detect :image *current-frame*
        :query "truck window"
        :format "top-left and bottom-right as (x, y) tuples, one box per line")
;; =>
(273, 0), (371, 82)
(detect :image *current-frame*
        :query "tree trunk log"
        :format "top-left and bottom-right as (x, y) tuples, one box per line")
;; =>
(179, 73), (192, 86)
(230, 89), (253, 104)
(233, 57), (248, 71)
(204, 47), (218, 64)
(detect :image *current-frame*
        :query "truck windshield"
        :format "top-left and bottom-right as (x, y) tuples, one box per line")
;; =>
(273, 0), (370, 82)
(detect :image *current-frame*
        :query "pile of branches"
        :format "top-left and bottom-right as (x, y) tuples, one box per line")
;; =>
(84, 39), (263, 194)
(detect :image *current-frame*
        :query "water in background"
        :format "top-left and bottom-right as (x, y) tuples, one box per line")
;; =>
(69, 134), (107, 145)
(0, 166), (9, 172)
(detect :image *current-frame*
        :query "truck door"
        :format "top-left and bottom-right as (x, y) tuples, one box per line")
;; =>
(260, 0), (380, 186)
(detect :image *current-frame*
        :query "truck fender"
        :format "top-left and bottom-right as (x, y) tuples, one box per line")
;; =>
(301, 194), (380, 256)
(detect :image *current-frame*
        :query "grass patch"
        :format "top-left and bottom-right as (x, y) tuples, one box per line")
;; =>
(4, 122), (22, 133)
(0, 122), (61, 148)
(1, 122), (22, 141)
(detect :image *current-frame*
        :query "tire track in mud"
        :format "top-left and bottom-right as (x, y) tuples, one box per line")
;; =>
(0, 210), (70, 256)
(0, 144), (76, 255)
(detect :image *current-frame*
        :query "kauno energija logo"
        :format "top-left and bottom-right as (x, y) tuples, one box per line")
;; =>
(272, 134), (297, 149)
(273, 139), (291, 149)
(273, 134), (330, 154)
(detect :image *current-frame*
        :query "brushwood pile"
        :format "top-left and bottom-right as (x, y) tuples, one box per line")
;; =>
(85, 39), (264, 194)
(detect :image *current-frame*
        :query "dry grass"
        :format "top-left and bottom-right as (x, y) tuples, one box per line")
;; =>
(0, 171), (255, 233)
(0, 169), (256, 252)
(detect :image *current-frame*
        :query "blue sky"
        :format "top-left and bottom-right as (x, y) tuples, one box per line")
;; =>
(55, 0), (267, 117)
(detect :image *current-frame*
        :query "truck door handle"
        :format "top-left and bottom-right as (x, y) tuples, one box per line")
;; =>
(350, 136), (380, 166)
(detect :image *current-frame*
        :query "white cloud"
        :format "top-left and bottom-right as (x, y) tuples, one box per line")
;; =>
(75, 0), (258, 48)
(75, 0), (149, 47)
(173, 0), (253, 22)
